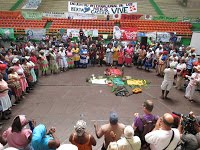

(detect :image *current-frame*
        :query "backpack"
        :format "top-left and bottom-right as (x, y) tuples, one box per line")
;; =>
(134, 115), (157, 150)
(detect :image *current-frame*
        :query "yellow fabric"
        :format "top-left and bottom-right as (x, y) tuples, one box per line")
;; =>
(72, 48), (80, 61)
(112, 47), (119, 61)
(127, 79), (146, 86)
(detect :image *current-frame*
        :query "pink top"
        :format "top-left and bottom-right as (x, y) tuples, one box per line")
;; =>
(126, 47), (133, 55)
(0, 80), (9, 97)
(66, 51), (73, 57)
(3, 127), (32, 149)
(30, 56), (38, 69)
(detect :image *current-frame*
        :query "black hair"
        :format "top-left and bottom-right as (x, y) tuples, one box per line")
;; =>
(12, 116), (22, 132)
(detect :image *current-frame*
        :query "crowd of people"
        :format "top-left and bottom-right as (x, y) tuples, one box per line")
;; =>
(0, 30), (200, 149)
(0, 100), (199, 150)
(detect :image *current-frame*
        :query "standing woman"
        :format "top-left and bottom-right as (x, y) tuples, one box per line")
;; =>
(49, 49), (59, 74)
(118, 46), (124, 66)
(79, 45), (89, 68)
(72, 44), (80, 68)
(12, 58), (28, 95)
(30, 52), (39, 81)
(58, 48), (68, 72)
(124, 44), (134, 67)
(0, 73), (12, 120)
(97, 45), (105, 67)
(69, 120), (96, 150)
(21, 58), (33, 91)
(176, 58), (187, 90)
(112, 45), (119, 66)
(185, 65), (200, 102)
(66, 46), (74, 69)
(39, 51), (49, 76)
(7, 68), (22, 104)
(106, 43), (113, 66)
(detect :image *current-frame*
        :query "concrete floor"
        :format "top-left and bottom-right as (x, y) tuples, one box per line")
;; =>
(1, 66), (200, 150)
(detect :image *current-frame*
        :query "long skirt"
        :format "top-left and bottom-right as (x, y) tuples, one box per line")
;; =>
(0, 94), (12, 112)
(19, 75), (28, 92)
(30, 68), (37, 82)
(49, 60), (59, 72)
(124, 56), (132, 65)
(106, 52), (113, 64)
(185, 84), (196, 100)
(67, 57), (74, 68)
(59, 57), (68, 68)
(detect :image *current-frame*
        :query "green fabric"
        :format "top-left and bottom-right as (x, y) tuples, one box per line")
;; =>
(153, 16), (178, 22)
(181, 38), (191, 46)
(192, 23), (200, 31)
(45, 22), (52, 29)
(111, 78), (125, 86)
(149, 0), (164, 16)
(10, 0), (24, 11)
(0, 28), (15, 40)
(22, 11), (42, 20)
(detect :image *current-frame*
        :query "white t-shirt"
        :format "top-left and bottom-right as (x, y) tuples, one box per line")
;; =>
(155, 48), (163, 57)
(163, 68), (177, 82)
(176, 63), (186, 71)
(145, 128), (180, 150)
(107, 136), (141, 150)
(25, 45), (35, 53)
(117, 136), (141, 150)
(146, 51), (154, 59)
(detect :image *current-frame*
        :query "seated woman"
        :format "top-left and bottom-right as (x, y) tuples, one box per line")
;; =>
(31, 124), (60, 150)
(2, 115), (33, 150)
(69, 120), (96, 150)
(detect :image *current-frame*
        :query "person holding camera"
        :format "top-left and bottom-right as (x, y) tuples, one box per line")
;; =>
(176, 112), (200, 150)
(145, 113), (180, 150)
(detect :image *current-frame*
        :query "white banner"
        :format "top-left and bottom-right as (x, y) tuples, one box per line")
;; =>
(25, 29), (46, 40)
(68, 1), (137, 15)
(156, 32), (171, 42)
(43, 12), (66, 18)
(42, 12), (97, 19)
(145, 32), (157, 41)
(67, 12), (97, 19)
(22, 0), (42, 10)
(67, 29), (98, 37)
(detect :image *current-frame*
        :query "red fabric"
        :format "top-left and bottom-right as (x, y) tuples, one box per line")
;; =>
(30, 56), (38, 69)
(120, 27), (137, 41)
(0, 64), (7, 71)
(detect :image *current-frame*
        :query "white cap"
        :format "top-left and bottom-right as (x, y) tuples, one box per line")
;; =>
(57, 144), (78, 150)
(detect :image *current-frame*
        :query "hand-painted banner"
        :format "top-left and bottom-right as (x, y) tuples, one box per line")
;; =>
(68, 1), (137, 15)
(67, 29), (98, 37)
(22, 0), (42, 10)
(25, 29), (46, 40)
(43, 12), (97, 19)
(113, 26), (137, 40)
(153, 16), (178, 22)
(121, 14), (142, 20)
(22, 11), (42, 20)
(0, 28), (15, 40)
(156, 32), (171, 42)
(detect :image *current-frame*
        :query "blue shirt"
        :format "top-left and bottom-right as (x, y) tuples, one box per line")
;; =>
(32, 124), (55, 150)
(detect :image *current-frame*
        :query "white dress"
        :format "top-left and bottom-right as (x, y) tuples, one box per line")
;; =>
(0, 80), (12, 111)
